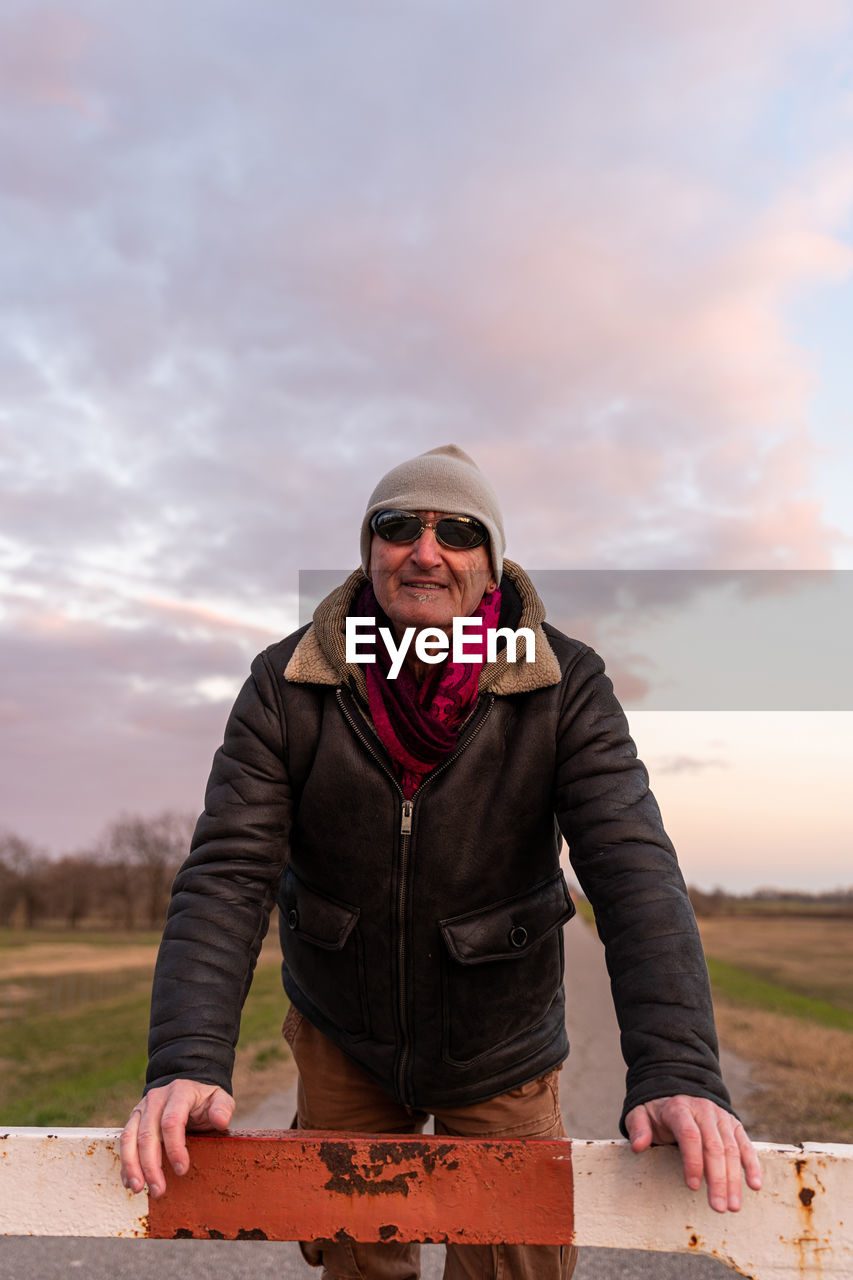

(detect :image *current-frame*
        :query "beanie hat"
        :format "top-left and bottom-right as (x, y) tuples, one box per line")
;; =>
(360, 444), (506, 584)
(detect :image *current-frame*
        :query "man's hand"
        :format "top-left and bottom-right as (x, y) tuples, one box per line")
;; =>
(119, 1079), (235, 1198)
(624, 1095), (762, 1213)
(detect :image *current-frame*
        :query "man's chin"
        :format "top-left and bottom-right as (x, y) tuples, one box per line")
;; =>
(390, 609), (454, 636)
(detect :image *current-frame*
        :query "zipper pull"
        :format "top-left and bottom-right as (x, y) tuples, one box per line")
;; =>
(400, 800), (413, 835)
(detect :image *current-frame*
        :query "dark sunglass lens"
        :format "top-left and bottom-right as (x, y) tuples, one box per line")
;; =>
(436, 519), (487, 549)
(373, 513), (423, 543)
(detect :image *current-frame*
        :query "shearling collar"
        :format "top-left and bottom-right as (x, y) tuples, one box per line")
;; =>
(283, 560), (562, 698)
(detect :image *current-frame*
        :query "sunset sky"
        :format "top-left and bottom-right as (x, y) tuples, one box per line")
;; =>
(1, 2), (851, 891)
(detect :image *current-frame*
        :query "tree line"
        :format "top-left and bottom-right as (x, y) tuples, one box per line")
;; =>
(6, 816), (850, 931)
(688, 884), (853, 918)
(0, 812), (196, 931)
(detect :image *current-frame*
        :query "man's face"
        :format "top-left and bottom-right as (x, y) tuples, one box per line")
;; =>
(369, 510), (494, 638)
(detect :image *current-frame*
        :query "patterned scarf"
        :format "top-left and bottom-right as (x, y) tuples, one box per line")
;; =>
(357, 581), (502, 798)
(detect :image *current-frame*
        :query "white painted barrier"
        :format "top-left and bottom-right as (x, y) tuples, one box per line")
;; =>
(1, 1129), (851, 1278)
(571, 1139), (852, 1277)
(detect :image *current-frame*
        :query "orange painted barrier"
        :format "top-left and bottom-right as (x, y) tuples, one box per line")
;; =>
(149, 1132), (574, 1244)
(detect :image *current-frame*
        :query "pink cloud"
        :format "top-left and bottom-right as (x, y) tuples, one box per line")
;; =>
(0, 9), (95, 112)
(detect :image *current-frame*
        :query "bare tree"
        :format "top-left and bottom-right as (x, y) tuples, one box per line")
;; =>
(0, 832), (49, 928)
(99, 812), (195, 930)
(42, 853), (100, 928)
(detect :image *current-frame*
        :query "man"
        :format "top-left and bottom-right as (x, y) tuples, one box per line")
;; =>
(121, 444), (761, 1279)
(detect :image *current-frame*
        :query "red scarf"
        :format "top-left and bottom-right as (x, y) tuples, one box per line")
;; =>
(357, 582), (502, 798)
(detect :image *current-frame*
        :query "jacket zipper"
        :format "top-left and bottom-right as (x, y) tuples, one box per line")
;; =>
(397, 798), (414, 1101)
(336, 685), (495, 1103)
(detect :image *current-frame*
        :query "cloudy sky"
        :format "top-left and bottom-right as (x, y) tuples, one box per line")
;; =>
(1, 1), (851, 890)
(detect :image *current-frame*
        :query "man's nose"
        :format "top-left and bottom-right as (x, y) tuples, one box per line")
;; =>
(409, 527), (443, 567)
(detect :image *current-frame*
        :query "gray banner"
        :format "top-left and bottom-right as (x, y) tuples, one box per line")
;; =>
(298, 569), (853, 710)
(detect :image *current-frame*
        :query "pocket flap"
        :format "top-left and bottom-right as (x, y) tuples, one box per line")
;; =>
(282, 866), (359, 951)
(440, 872), (575, 965)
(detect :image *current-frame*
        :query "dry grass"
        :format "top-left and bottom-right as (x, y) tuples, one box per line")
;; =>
(0, 942), (160, 980)
(713, 1002), (853, 1144)
(699, 916), (853, 1011)
(697, 914), (853, 1143)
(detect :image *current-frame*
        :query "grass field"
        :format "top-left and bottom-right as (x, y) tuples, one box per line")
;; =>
(3, 912), (852, 1143)
(574, 901), (853, 1142)
(0, 926), (292, 1128)
(697, 915), (853, 1143)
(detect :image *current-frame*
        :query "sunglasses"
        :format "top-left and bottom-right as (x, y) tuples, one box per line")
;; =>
(370, 509), (489, 551)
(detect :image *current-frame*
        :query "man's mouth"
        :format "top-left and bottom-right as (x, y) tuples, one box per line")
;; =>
(403, 581), (446, 590)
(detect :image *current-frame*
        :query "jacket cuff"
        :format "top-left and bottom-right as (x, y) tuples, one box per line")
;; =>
(144, 1045), (235, 1098)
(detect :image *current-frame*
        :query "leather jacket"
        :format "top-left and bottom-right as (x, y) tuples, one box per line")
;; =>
(146, 561), (733, 1130)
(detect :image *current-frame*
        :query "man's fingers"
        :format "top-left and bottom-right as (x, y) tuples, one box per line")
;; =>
(628, 1095), (762, 1214)
(119, 1081), (233, 1200)
(736, 1121), (763, 1191)
(135, 1089), (176, 1198)
(660, 1097), (763, 1212)
(118, 1082), (237, 1201)
(692, 1106), (730, 1212)
(159, 1092), (194, 1180)
(696, 1108), (762, 1212)
(186, 1085), (235, 1133)
(624, 1104), (654, 1152)
(157, 1083), (236, 1182)
(201, 1087), (236, 1130)
(664, 1101), (706, 1193)
(722, 1121), (744, 1211)
(118, 1106), (145, 1193)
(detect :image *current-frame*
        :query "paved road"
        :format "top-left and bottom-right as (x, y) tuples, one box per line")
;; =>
(0, 1237), (736, 1278)
(1, 916), (754, 1279)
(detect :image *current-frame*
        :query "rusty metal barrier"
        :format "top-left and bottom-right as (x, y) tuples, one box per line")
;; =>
(1, 1128), (851, 1277)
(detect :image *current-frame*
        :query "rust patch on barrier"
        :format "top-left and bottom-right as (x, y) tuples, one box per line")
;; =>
(791, 1151), (830, 1276)
(319, 1139), (465, 1196)
(794, 1155), (818, 1222)
(172, 1222), (267, 1240)
(146, 1131), (574, 1244)
(367, 1140), (459, 1174)
(319, 1141), (418, 1197)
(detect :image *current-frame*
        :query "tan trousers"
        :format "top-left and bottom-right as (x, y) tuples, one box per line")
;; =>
(283, 1008), (577, 1280)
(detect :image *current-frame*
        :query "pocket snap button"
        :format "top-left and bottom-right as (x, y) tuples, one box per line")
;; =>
(509, 925), (528, 948)
(288, 908), (299, 929)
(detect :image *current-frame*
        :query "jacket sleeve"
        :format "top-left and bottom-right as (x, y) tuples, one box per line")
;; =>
(145, 648), (292, 1095)
(552, 641), (735, 1134)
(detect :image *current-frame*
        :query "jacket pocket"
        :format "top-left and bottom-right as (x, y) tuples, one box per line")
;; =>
(439, 871), (575, 1066)
(280, 866), (370, 1039)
